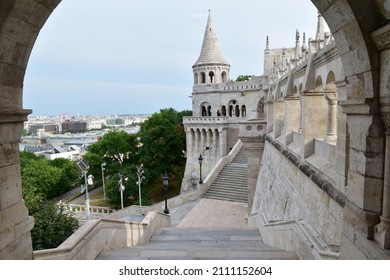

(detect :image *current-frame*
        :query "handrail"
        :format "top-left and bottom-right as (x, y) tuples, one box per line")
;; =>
(33, 211), (170, 260)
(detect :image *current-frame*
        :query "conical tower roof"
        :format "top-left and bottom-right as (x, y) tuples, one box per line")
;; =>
(193, 11), (229, 67)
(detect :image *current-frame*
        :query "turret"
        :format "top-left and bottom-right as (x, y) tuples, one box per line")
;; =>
(193, 11), (230, 85)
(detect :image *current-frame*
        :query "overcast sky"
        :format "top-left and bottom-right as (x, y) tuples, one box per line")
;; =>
(24, 0), (320, 116)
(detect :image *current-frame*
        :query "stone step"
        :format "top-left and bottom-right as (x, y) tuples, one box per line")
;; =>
(203, 147), (249, 203)
(97, 228), (298, 260)
(210, 184), (247, 190)
(205, 188), (247, 195)
(202, 194), (247, 203)
(213, 179), (247, 185)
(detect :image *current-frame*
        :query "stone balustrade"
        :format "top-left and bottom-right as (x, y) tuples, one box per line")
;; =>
(183, 116), (229, 124)
(33, 211), (170, 260)
(68, 204), (115, 215)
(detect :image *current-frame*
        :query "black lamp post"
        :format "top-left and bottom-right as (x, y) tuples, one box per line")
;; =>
(198, 154), (203, 184)
(162, 171), (170, 214)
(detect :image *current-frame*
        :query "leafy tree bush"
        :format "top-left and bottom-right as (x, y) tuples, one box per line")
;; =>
(235, 75), (251, 81)
(20, 151), (79, 250)
(28, 200), (78, 250)
(138, 108), (191, 180)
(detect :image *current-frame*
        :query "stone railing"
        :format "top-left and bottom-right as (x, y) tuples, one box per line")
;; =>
(68, 204), (116, 215)
(33, 211), (170, 260)
(199, 139), (244, 194)
(183, 116), (229, 125)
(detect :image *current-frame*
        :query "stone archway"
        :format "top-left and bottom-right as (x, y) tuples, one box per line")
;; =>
(0, 0), (386, 259)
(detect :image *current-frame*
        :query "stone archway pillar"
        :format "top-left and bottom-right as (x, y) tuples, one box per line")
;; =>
(372, 24), (390, 249)
(341, 101), (384, 242)
(375, 114), (390, 249)
(0, 111), (34, 259)
(324, 89), (338, 142)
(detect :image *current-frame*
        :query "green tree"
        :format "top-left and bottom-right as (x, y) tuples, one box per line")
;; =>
(20, 151), (79, 250)
(84, 130), (140, 206)
(235, 75), (251, 82)
(138, 108), (191, 180)
(28, 200), (78, 250)
(48, 158), (80, 198)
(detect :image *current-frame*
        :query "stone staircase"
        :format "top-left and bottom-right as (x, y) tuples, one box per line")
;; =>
(202, 150), (248, 203)
(96, 227), (297, 260)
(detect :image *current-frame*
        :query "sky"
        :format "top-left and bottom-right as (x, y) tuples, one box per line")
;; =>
(24, 0), (320, 117)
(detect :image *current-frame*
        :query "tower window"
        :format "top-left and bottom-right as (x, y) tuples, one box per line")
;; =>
(201, 72), (206, 83)
(209, 71), (215, 83)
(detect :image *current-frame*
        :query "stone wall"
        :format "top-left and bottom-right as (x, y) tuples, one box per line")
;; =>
(249, 139), (344, 259)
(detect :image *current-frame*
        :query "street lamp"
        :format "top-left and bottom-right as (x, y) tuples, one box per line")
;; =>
(205, 146), (214, 173)
(118, 174), (128, 209)
(136, 164), (145, 206)
(162, 171), (170, 214)
(198, 154), (203, 184)
(101, 162), (106, 201)
(77, 159), (92, 221)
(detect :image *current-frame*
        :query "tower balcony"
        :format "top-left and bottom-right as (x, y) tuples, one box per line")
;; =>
(183, 116), (229, 125)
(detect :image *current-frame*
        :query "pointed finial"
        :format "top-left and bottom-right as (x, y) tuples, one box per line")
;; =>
(296, 30), (300, 42)
(266, 36), (269, 50)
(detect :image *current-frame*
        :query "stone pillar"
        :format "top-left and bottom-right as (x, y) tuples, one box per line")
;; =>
(0, 111), (34, 260)
(300, 90), (328, 158)
(186, 128), (193, 158)
(375, 114), (390, 249)
(283, 96), (300, 146)
(218, 128), (227, 157)
(194, 129), (200, 156)
(273, 100), (284, 139)
(324, 89), (338, 142)
(335, 80), (349, 194)
(266, 100), (274, 134)
(341, 100), (384, 241)
(238, 120), (267, 213)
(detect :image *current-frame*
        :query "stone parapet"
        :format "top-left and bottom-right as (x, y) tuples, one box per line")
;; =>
(183, 116), (229, 125)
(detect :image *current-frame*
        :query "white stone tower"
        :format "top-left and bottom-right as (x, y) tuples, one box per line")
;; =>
(192, 11), (230, 87)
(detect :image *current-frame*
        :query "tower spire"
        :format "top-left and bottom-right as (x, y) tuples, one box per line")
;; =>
(193, 11), (229, 67)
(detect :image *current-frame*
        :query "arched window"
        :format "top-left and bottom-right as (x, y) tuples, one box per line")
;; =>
(258, 98), (265, 119)
(207, 105), (212, 116)
(241, 105), (246, 117)
(229, 105), (234, 117)
(201, 72), (206, 83)
(209, 71), (215, 83)
(222, 71), (227, 82)
(221, 106), (226, 116)
(201, 106), (207, 116)
(228, 100), (239, 117)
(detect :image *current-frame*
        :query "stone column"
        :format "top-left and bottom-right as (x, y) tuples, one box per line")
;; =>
(335, 80), (349, 194)
(266, 100), (274, 134)
(324, 89), (338, 142)
(300, 90), (328, 159)
(341, 100), (384, 241)
(283, 96), (300, 146)
(273, 100), (284, 139)
(0, 111), (34, 260)
(194, 129), (200, 156)
(186, 128), (193, 158)
(218, 128), (227, 157)
(375, 114), (390, 249)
